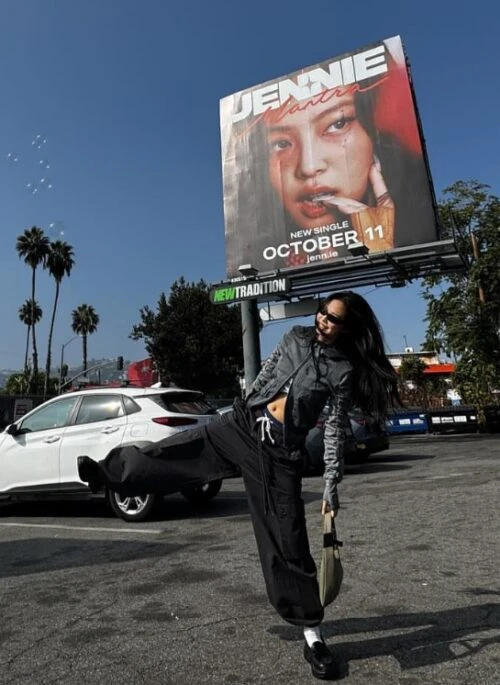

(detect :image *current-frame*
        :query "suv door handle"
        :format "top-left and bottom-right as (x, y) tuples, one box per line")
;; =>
(101, 426), (120, 434)
(43, 436), (61, 443)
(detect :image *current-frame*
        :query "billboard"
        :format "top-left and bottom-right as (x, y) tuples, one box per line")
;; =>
(220, 35), (438, 278)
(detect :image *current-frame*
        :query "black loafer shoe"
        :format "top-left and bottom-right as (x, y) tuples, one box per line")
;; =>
(304, 641), (339, 680)
(77, 456), (101, 493)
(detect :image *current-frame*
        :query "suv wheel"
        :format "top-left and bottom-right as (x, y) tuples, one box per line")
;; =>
(107, 490), (159, 522)
(180, 479), (222, 504)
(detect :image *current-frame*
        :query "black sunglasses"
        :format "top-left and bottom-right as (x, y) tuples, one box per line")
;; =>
(317, 305), (345, 326)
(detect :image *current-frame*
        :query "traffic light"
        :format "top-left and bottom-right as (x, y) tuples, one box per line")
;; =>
(116, 356), (124, 371)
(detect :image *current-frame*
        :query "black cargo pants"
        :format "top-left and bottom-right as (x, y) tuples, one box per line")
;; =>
(97, 398), (324, 627)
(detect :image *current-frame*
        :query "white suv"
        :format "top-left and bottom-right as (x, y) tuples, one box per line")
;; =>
(0, 386), (221, 522)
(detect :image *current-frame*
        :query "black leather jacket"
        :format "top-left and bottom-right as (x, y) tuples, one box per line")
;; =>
(246, 325), (353, 508)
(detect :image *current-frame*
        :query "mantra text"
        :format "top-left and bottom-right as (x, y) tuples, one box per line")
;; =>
(232, 45), (387, 123)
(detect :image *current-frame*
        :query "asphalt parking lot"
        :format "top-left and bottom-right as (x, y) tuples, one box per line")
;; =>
(0, 433), (499, 685)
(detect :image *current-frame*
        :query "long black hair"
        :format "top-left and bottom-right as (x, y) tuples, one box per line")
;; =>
(320, 291), (401, 417)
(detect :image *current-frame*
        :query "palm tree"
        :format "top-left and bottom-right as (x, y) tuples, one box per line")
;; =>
(16, 227), (50, 387)
(44, 240), (75, 398)
(71, 304), (100, 373)
(18, 299), (43, 374)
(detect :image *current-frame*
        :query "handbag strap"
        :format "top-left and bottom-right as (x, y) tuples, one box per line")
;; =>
(323, 513), (343, 548)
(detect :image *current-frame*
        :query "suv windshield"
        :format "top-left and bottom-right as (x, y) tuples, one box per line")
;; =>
(148, 392), (217, 415)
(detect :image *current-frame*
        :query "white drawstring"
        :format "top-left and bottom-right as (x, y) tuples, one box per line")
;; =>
(255, 415), (276, 445)
(254, 413), (275, 516)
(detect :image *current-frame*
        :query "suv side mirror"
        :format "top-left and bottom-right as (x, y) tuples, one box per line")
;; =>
(6, 423), (20, 436)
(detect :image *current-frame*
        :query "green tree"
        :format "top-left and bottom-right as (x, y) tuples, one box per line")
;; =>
(71, 304), (100, 373)
(44, 240), (75, 398)
(425, 374), (450, 409)
(398, 356), (428, 408)
(18, 299), (42, 375)
(16, 227), (50, 389)
(4, 372), (30, 395)
(422, 181), (500, 417)
(130, 278), (243, 396)
(4, 371), (58, 397)
(397, 357), (449, 409)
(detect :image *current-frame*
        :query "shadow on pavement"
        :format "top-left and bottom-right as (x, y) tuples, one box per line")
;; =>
(0, 493), (250, 523)
(270, 603), (500, 675)
(343, 463), (416, 478)
(0, 486), (322, 523)
(367, 452), (435, 463)
(156, 486), (325, 520)
(303, 462), (416, 479)
(394, 433), (500, 444)
(1, 499), (113, 520)
(341, 452), (435, 477)
(0, 536), (189, 579)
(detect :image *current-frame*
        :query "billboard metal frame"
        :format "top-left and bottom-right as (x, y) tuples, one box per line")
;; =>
(281, 238), (465, 299)
(210, 238), (466, 305)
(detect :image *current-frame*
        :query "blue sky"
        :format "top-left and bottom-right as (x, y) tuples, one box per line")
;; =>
(0, 0), (498, 372)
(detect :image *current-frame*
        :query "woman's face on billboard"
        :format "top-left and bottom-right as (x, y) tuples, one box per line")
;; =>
(266, 94), (373, 229)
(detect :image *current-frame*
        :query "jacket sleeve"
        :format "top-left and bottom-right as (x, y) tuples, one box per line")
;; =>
(322, 369), (353, 509)
(248, 340), (283, 396)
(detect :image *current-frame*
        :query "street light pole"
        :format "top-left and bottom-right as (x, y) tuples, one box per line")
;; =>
(58, 335), (79, 394)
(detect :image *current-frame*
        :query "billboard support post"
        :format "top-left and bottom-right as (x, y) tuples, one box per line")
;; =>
(240, 299), (261, 396)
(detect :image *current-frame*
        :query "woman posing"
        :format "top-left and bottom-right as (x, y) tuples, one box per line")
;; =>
(78, 291), (399, 680)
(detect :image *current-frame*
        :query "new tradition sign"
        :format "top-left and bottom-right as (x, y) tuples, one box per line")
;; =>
(210, 277), (290, 304)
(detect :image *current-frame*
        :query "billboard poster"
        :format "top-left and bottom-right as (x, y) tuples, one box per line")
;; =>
(220, 35), (438, 278)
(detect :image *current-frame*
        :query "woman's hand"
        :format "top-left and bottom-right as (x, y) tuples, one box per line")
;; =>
(321, 500), (337, 518)
(320, 160), (395, 251)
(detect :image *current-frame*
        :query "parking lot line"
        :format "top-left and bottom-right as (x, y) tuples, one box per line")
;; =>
(0, 522), (162, 535)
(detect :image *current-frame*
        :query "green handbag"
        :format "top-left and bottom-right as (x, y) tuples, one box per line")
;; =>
(319, 513), (343, 607)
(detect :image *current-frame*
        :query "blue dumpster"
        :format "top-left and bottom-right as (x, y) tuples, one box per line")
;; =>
(386, 411), (428, 434)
